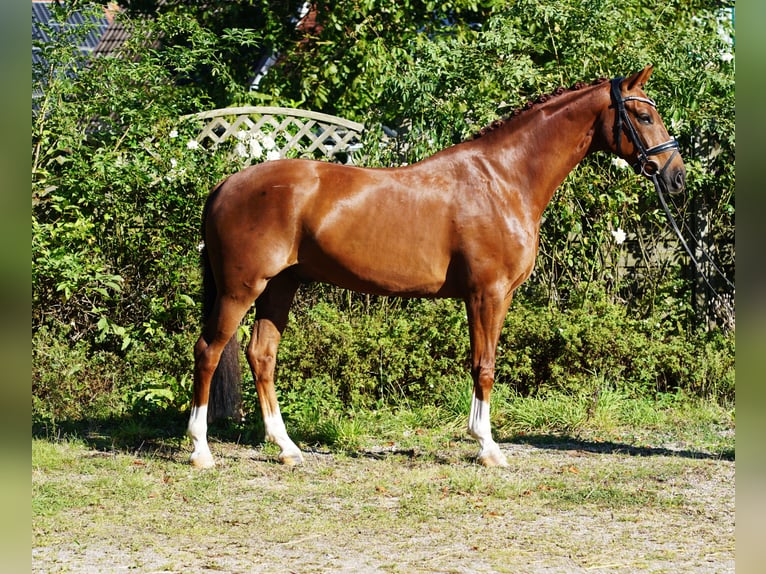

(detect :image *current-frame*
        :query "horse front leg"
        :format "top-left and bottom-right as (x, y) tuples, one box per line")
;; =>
(247, 276), (303, 465)
(465, 287), (513, 467)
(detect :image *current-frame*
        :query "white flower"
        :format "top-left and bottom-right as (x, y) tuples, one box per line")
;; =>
(235, 130), (250, 141)
(262, 135), (276, 150)
(235, 142), (248, 158)
(611, 228), (627, 245)
(611, 157), (630, 170)
(186, 139), (199, 150)
(721, 52), (734, 63)
(249, 139), (263, 159)
(266, 149), (281, 161)
(197, 241), (205, 252)
(169, 129), (178, 139)
(170, 158), (177, 168)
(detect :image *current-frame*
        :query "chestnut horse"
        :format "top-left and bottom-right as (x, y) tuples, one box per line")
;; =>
(187, 65), (685, 468)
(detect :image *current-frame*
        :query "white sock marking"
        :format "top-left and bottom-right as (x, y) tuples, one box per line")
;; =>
(263, 407), (302, 460)
(468, 393), (507, 465)
(468, 395), (493, 448)
(187, 404), (212, 463)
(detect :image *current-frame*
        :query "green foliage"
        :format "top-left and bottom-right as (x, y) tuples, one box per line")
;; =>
(32, 2), (734, 428)
(260, 0), (501, 117)
(274, 296), (470, 412)
(32, 4), (236, 424)
(496, 291), (735, 401)
(32, 325), (125, 426)
(114, 0), (292, 107)
(265, 288), (733, 417)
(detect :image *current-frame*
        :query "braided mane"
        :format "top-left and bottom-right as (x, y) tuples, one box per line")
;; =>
(472, 77), (610, 140)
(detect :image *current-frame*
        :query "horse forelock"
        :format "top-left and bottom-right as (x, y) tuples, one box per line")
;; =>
(471, 76), (610, 140)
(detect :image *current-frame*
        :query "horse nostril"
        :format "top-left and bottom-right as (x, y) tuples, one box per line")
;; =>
(674, 171), (685, 190)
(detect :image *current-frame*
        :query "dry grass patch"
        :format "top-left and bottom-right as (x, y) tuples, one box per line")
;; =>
(33, 429), (733, 573)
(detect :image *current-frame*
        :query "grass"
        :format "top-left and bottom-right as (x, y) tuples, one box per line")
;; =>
(277, 386), (735, 462)
(33, 391), (734, 573)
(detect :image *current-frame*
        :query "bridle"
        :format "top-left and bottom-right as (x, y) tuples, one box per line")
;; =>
(610, 77), (680, 181)
(609, 76), (735, 297)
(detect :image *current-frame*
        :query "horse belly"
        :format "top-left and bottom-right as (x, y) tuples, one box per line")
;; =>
(299, 205), (455, 297)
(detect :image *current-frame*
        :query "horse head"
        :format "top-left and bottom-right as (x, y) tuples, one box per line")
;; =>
(604, 65), (686, 195)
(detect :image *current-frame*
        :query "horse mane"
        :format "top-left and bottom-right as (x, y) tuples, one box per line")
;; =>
(471, 76), (610, 140)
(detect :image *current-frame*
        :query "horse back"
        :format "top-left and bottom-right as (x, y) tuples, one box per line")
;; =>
(206, 158), (538, 298)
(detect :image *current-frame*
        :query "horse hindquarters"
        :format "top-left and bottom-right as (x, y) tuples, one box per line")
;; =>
(187, 173), (290, 468)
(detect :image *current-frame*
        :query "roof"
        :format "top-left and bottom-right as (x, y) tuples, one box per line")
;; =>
(32, 1), (111, 67)
(33, 1), (130, 109)
(32, 2), (303, 99)
(93, 18), (131, 58)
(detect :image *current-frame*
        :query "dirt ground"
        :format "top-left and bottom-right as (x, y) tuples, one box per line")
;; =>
(32, 434), (734, 574)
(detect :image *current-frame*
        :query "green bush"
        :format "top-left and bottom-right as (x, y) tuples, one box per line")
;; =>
(236, 288), (734, 429)
(33, 321), (198, 427)
(273, 296), (471, 412)
(32, 4), (734, 427)
(33, 282), (734, 428)
(496, 291), (734, 401)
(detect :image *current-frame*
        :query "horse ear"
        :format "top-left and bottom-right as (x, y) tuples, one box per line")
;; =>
(626, 65), (654, 91)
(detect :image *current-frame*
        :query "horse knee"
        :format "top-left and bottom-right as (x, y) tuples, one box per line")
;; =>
(472, 363), (496, 398)
(474, 363), (495, 381)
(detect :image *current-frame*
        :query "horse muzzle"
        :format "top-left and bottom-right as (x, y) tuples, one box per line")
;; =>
(666, 165), (686, 195)
(639, 159), (685, 195)
(634, 139), (686, 195)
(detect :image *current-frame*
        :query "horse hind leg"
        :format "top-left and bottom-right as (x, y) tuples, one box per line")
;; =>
(187, 294), (254, 468)
(246, 273), (303, 465)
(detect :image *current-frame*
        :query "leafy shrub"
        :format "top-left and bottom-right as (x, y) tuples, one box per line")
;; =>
(32, 4), (734, 427)
(32, 326), (125, 426)
(33, 323), (198, 428)
(496, 290), (734, 401)
(273, 296), (471, 413)
(236, 287), (734, 429)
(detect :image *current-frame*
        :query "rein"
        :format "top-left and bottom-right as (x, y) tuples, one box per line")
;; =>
(653, 174), (735, 294)
(610, 77), (734, 298)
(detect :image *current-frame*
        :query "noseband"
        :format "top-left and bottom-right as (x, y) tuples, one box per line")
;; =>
(610, 77), (680, 180)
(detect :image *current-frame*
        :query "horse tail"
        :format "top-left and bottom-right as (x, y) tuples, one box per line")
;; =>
(201, 181), (243, 423)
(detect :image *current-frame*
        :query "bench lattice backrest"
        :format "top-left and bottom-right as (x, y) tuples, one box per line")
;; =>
(184, 106), (364, 163)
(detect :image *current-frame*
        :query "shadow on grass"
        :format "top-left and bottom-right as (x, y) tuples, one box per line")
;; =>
(31, 411), (266, 463)
(503, 434), (735, 462)
(32, 414), (734, 465)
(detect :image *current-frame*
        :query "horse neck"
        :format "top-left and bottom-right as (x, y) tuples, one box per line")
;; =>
(476, 84), (609, 218)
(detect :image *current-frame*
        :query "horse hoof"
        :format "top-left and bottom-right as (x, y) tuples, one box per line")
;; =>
(190, 452), (216, 469)
(477, 449), (509, 468)
(279, 451), (304, 466)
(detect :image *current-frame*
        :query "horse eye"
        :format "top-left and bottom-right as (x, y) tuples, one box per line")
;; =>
(638, 113), (653, 124)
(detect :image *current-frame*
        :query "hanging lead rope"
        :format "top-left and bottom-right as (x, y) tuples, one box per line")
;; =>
(652, 174), (735, 298)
